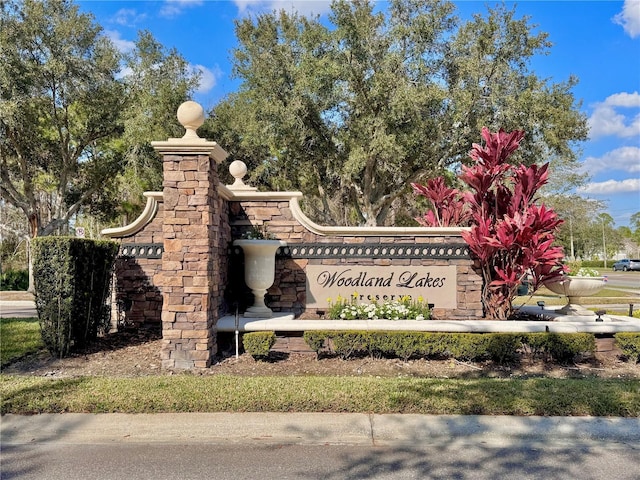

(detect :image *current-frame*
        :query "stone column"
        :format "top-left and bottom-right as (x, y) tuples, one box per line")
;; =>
(152, 101), (228, 369)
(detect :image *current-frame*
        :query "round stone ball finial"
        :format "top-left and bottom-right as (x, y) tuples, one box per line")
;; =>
(177, 101), (205, 139)
(228, 160), (250, 189)
(227, 160), (257, 190)
(229, 160), (248, 181)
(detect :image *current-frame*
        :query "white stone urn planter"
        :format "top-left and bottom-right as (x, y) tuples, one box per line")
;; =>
(233, 239), (286, 318)
(545, 276), (607, 315)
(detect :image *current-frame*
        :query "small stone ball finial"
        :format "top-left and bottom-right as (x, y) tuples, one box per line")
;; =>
(229, 160), (248, 181)
(177, 101), (205, 139)
(227, 160), (257, 191)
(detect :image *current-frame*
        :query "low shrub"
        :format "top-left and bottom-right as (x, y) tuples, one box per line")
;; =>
(0, 269), (28, 291)
(303, 331), (327, 357)
(303, 331), (596, 365)
(243, 331), (276, 359)
(522, 333), (596, 363)
(486, 334), (523, 364)
(580, 260), (609, 269)
(331, 331), (368, 359)
(615, 333), (640, 362)
(446, 333), (491, 361)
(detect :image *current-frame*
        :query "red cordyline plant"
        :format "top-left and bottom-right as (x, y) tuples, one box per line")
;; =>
(412, 127), (566, 320)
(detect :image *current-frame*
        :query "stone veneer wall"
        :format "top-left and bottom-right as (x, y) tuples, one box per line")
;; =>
(217, 196), (232, 315)
(157, 152), (223, 369)
(229, 200), (484, 320)
(109, 199), (164, 329)
(108, 194), (231, 331)
(103, 100), (485, 370)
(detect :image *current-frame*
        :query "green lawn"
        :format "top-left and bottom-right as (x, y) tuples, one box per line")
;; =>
(517, 286), (640, 307)
(0, 317), (42, 368)
(2, 317), (639, 417)
(2, 374), (639, 416)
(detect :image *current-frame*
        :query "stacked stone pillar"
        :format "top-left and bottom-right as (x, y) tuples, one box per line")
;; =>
(152, 102), (228, 369)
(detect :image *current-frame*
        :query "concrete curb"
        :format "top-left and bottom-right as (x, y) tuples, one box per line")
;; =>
(2, 413), (639, 446)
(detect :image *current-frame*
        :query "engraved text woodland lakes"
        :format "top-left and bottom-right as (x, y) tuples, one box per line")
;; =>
(316, 269), (447, 289)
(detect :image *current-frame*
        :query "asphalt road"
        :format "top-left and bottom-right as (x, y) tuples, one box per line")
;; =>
(603, 270), (640, 290)
(3, 440), (639, 479)
(3, 413), (640, 480)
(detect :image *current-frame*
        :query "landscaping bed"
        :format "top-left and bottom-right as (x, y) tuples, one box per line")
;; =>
(2, 326), (638, 380)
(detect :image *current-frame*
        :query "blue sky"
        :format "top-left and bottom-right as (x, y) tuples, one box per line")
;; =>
(78, 0), (640, 227)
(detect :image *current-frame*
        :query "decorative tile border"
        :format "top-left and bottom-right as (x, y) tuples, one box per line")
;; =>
(275, 242), (470, 259)
(120, 243), (164, 259)
(231, 243), (469, 259)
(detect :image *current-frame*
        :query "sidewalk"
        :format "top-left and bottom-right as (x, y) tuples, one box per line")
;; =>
(2, 413), (640, 446)
(0, 300), (37, 318)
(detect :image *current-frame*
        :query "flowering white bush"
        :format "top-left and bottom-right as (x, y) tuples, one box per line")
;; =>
(572, 267), (600, 277)
(327, 294), (430, 320)
(566, 261), (600, 277)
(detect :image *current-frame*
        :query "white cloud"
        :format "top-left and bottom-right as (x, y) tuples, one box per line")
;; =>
(588, 91), (640, 139)
(105, 30), (135, 53)
(160, 0), (204, 18)
(578, 178), (640, 195)
(112, 8), (147, 27)
(604, 92), (640, 108)
(191, 64), (222, 94)
(115, 66), (134, 81)
(234, 0), (332, 17)
(582, 146), (640, 175)
(613, 0), (640, 38)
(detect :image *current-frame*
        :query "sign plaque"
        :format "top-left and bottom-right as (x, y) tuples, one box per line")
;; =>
(306, 265), (457, 309)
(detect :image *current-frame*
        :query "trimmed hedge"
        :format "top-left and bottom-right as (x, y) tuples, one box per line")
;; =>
(303, 331), (596, 364)
(32, 236), (119, 358)
(0, 269), (28, 291)
(576, 260), (614, 269)
(243, 331), (276, 359)
(615, 333), (640, 362)
(522, 332), (596, 363)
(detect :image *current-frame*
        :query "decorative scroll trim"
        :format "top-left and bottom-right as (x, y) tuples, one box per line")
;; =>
(101, 192), (163, 238)
(102, 187), (469, 239)
(288, 197), (467, 237)
(119, 243), (164, 259)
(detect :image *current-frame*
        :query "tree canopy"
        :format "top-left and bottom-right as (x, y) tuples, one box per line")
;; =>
(205, 0), (588, 226)
(95, 30), (200, 225)
(1, 0), (124, 237)
(0, 0), (199, 238)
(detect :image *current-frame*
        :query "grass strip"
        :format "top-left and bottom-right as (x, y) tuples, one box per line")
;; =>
(2, 375), (639, 417)
(0, 318), (42, 368)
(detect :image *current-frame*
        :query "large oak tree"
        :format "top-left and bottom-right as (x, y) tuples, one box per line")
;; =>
(1, 0), (124, 238)
(1, 0), (200, 234)
(206, 0), (588, 226)
(0, 0), (199, 290)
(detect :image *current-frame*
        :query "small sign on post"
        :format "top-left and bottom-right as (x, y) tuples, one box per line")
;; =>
(75, 227), (85, 238)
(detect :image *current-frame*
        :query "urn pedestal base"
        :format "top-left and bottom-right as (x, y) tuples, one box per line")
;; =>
(546, 276), (606, 316)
